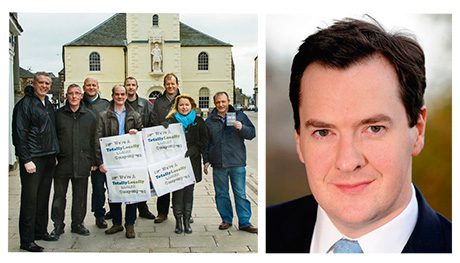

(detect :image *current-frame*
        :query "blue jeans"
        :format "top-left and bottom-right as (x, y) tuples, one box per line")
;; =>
(212, 166), (252, 228)
(90, 169), (106, 219)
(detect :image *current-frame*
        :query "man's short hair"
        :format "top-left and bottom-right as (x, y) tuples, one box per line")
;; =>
(289, 17), (426, 133)
(111, 84), (127, 95)
(66, 83), (82, 93)
(34, 72), (51, 82)
(124, 76), (138, 87)
(213, 91), (230, 102)
(163, 73), (179, 86)
(83, 77), (99, 86)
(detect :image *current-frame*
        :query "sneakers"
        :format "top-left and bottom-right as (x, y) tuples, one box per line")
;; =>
(125, 224), (136, 239)
(104, 224), (124, 235)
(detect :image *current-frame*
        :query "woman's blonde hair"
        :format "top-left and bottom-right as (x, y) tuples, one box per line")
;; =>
(165, 94), (198, 119)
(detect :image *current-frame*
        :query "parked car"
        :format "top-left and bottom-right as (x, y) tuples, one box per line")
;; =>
(247, 105), (257, 111)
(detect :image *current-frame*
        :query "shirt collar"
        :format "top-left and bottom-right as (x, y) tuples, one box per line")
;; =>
(114, 107), (126, 115)
(310, 184), (418, 253)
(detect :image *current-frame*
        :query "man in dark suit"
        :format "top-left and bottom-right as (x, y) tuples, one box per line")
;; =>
(266, 17), (451, 253)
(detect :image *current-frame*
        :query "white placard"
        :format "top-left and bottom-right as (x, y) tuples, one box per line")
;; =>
(106, 166), (151, 203)
(142, 123), (187, 163)
(148, 155), (195, 197)
(99, 132), (146, 169)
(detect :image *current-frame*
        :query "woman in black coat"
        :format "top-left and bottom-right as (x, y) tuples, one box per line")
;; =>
(165, 94), (208, 234)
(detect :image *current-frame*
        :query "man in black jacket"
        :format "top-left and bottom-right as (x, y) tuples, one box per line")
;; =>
(50, 84), (97, 239)
(125, 76), (156, 220)
(81, 77), (110, 229)
(150, 73), (181, 223)
(12, 72), (60, 252)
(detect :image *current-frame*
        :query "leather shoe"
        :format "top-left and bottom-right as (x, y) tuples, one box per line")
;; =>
(154, 214), (167, 223)
(20, 242), (44, 252)
(139, 211), (156, 220)
(104, 211), (113, 220)
(239, 225), (258, 234)
(50, 225), (65, 239)
(218, 222), (232, 230)
(125, 224), (136, 239)
(96, 218), (108, 229)
(71, 224), (90, 236)
(105, 224), (124, 235)
(35, 232), (58, 241)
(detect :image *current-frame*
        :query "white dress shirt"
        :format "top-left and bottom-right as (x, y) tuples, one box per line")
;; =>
(310, 184), (418, 253)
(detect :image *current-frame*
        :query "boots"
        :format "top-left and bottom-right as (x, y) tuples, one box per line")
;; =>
(173, 189), (184, 234)
(172, 196), (184, 234)
(174, 216), (184, 234)
(183, 215), (192, 234)
(184, 198), (193, 234)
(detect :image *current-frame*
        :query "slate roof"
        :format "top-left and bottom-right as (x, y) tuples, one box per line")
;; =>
(179, 22), (231, 47)
(19, 67), (34, 78)
(64, 13), (231, 47)
(64, 13), (127, 47)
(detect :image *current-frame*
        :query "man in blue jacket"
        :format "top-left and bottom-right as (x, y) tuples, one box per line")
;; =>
(204, 91), (257, 234)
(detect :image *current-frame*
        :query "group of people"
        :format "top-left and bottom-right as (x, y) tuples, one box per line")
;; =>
(12, 72), (257, 252)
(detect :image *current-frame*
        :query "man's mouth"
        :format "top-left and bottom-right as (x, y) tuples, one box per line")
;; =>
(334, 180), (375, 194)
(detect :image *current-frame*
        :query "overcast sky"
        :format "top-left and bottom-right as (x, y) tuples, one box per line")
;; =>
(17, 13), (258, 96)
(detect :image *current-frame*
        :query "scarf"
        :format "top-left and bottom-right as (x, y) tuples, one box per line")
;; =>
(174, 110), (197, 132)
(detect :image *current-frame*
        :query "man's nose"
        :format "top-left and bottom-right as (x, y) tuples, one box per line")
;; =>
(335, 135), (366, 172)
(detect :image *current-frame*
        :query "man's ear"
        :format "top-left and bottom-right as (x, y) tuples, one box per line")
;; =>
(412, 106), (427, 157)
(295, 130), (305, 164)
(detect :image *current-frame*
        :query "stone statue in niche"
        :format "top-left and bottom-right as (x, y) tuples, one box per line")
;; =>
(151, 43), (162, 72)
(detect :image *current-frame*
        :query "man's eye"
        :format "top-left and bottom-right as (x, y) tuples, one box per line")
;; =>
(367, 125), (385, 133)
(314, 129), (329, 137)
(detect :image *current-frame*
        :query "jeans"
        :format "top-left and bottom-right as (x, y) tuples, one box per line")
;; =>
(90, 169), (106, 219)
(51, 176), (88, 228)
(212, 166), (252, 228)
(109, 202), (138, 225)
(19, 156), (55, 244)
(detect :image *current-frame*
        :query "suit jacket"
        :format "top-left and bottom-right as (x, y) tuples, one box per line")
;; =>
(266, 186), (451, 253)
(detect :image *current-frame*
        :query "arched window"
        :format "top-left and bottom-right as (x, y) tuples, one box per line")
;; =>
(149, 90), (162, 102)
(198, 52), (208, 71)
(199, 87), (210, 109)
(89, 52), (101, 71)
(152, 14), (159, 26)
